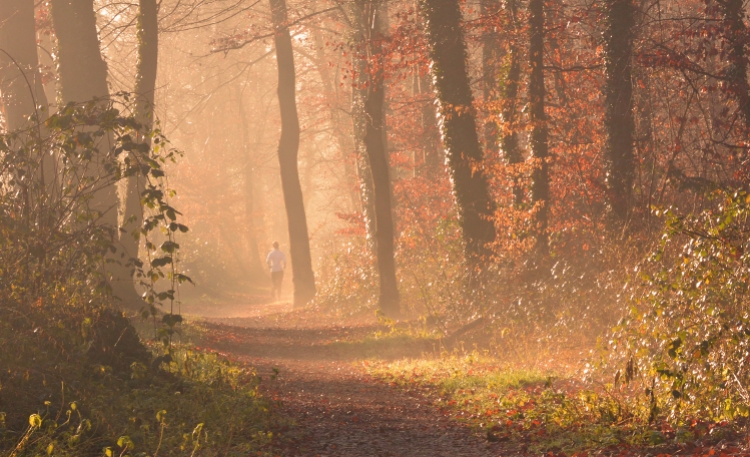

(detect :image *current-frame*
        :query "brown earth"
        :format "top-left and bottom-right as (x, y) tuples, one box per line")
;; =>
(188, 299), (504, 457)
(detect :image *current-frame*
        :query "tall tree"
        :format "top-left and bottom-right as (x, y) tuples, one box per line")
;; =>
(269, 0), (316, 306)
(50, 0), (125, 288)
(528, 0), (549, 251)
(352, 0), (400, 316)
(481, 0), (502, 158)
(50, 0), (140, 305)
(0, 0), (48, 131)
(420, 0), (497, 269)
(0, 0), (55, 203)
(603, 0), (636, 221)
(718, 0), (750, 133)
(50, 0), (108, 104)
(237, 83), (266, 280)
(121, 0), (159, 281)
(416, 71), (441, 175)
(502, 0), (523, 206)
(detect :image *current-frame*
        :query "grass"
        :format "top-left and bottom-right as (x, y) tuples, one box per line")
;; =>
(329, 332), (439, 360)
(0, 317), (284, 457)
(365, 351), (743, 455)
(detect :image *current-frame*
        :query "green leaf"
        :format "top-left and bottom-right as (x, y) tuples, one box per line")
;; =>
(151, 256), (172, 268)
(162, 314), (183, 327)
(160, 241), (180, 253)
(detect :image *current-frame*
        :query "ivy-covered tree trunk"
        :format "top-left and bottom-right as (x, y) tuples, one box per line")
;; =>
(269, 0), (317, 307)
(355, 144), (379, 256)
(420, 0), (496, 267)
(529, 0), (549, 252)
(353, 0), (400, 317)
(718, 0), (750, 133)
(0, 0), (48, 131)
(502, 0), (523, 206)
(603, 0), (636, 222)
(417, 72), (441, 175)
(121, 0), (159, 283)
(481, 0), (501, 158)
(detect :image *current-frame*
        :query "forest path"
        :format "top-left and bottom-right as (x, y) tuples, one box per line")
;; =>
(194, 305), (501, 457)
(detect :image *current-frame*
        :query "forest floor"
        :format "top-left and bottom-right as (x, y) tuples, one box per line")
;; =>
(183, 297), (505, 456)
(179, 296), (750, 457)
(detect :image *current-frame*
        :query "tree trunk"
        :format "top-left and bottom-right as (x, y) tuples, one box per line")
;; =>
(121, 0), (159, 284)
(0, 0), (48, 131)
(0, 0), (55, 203)
(353, 1), (400, 316)
(718, 0), (750, 133)
(269, 0), (316, 307)
(51, 0), (138, 305)
(603, 0), (636, 222)
(528, 0), (549, 252)
(350, 3), (382, 262)
(481, 0), (501, 158)
(236, 84), (266, 280)
(502, 0), (523, 206)
(420, 0), (497, 268)
(355, 142), (378, 254)
(50, 0), (109, 104)
(417, 71), (441, 175)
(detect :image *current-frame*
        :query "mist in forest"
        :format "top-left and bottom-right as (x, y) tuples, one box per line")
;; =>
(2, 0), (750, 326)
(7, 0), (750, 454)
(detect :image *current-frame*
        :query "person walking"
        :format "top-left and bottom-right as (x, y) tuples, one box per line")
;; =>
(266, 241), (287, 301)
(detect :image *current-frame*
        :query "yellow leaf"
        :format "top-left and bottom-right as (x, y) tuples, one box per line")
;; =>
(29, 414), (42, 428)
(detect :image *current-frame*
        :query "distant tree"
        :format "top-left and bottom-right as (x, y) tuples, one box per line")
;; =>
(0, 0), (55, 201)
(352, 0), (400, 317)
(269, 0), (317, 307)
(0, 0), (48, 131)
(311, 29), (360, 213)
(419, 0), (497, 271)
(481, 0), (501, 158)
(501, 0), (523, 206)
(717, 0), (750, 133)
(603, 0), (636, 222)
(237, 82), (267, 279)
(528, 0), (549, 252)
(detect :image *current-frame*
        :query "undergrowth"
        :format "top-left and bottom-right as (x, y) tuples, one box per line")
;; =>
(0, 335), (280, 457)
(367, 352), (741, 455)
(365, 190), (750, 455)
(0, 99), (281, 456)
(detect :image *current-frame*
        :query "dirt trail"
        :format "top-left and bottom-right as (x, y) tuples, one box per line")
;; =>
(193, 302), (501, 457)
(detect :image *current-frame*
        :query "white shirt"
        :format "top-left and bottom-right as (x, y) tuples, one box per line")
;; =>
(266, 249), (286, 272)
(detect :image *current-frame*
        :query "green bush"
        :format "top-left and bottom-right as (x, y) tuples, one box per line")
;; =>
(0, 99), (278, 456)
(609, 190), (750, 422)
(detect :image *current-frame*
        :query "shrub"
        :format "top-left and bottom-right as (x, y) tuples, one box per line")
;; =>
(609, 190), (750, 422)
(0, 98), (278, 456)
